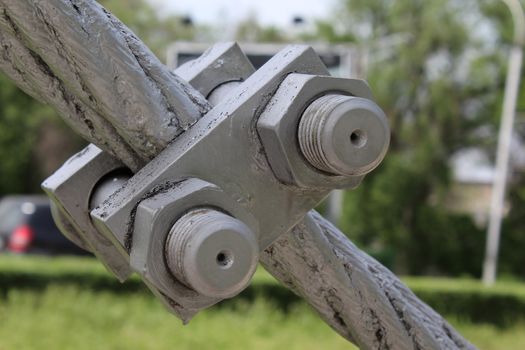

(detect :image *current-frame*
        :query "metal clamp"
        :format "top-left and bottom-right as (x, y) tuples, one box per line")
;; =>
(42, 145), (132, 281)
(43, 42), (390, 322)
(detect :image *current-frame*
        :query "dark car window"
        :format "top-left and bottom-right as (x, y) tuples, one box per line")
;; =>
(28, 205), (86, 254)
(28, 205), (55, 228)
(0, 196), (88, 255)
(29, 205), (65, 242)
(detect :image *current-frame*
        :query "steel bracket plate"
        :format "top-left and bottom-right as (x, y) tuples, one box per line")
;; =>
(91, 46), (334, 255)
(42, 144), (132, 281)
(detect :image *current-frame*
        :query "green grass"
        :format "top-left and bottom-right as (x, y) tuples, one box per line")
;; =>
(1, 255), (525, 349)
(0, 286), (354, 350)
(404, 276), (525, 298)
(0, 254), (278, 285)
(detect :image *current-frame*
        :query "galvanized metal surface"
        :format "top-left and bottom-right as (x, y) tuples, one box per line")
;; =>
(130, 178), (261, 318)
(257, 73), (374, 188)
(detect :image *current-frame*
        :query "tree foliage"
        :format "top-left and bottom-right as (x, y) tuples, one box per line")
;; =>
(0, 73), (45, 194)
(100, 0), (201, 60)
(325, 0), (503, 275)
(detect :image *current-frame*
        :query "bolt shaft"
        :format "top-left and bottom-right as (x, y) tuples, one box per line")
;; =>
(89, 170), (131, 210)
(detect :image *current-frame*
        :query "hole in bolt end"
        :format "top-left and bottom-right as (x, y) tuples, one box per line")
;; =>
(350, 129), (367, 148)
(216, 250), (234, 269)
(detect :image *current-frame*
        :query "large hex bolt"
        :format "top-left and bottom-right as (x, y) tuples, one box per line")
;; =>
(89, 170), (132, 210)
(298, 94), (390, 177)
(165, 208), (259, 299)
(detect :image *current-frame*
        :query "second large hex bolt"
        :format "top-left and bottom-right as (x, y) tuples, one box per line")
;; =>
(165, 208), (259, 299)
(298, 94), (390, 177)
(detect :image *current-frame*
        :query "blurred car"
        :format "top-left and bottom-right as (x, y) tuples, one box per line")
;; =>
(0, 195), (88, 255)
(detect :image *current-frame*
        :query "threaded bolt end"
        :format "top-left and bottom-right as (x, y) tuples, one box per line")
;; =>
(165, 208), (258, 298)
(298, 94), (390, 176)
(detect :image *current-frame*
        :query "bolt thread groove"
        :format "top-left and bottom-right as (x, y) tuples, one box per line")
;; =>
(298, 94), (350, 175)
(165, 208), (222, 289)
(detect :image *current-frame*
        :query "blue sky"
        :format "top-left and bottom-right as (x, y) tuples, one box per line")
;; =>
(147, 0), (335, 27)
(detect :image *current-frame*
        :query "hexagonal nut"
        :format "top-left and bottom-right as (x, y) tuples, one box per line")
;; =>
(42, 144), (132, 282)
(174, 42), (255, 98)
(48, 201), (91, 251)
(130, 177), (259, 317)
(144, 279), (202, 324)
(257, 73), (377, 189)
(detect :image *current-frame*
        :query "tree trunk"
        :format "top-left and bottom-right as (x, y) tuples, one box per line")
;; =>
(0, 1), (476, 349)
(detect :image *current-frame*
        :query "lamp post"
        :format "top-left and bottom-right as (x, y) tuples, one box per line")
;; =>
(482, 0), (525, 286)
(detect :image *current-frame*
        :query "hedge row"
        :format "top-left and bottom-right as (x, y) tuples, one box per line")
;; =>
(404, 277), (525, 326)
(1, 256), (524, 326)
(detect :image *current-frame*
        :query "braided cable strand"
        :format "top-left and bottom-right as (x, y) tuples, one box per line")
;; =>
(261, 211), (477, 350)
